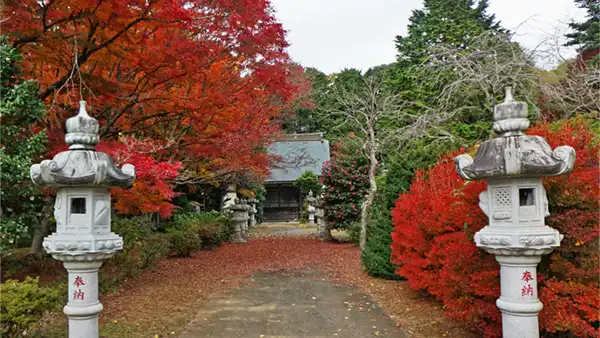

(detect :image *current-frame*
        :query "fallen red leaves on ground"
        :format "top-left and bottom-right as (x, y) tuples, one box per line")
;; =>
(100, 237), (475, 337)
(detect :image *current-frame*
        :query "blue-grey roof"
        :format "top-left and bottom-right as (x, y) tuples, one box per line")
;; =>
(268, 134), (330, 183)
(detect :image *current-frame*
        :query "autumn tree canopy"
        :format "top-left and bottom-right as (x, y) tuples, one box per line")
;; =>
(4, 0), (309, 186)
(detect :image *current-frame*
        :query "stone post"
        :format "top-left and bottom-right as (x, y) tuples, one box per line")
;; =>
(306, 190), (317, 227)
(229, 198), (248, 243)
(455, 88), (575, 338)
(248, 198), (258, 227)
(30, 101), (136, 338)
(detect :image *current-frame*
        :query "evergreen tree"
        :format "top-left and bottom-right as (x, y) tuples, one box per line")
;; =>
(0, 36), (47, 252)
(284, 67), (365, 139)
(565, 0), (600, 54)
(362, 175), (402, 279)
(284, 67), (330, 134)
(395, 0), (505, 62)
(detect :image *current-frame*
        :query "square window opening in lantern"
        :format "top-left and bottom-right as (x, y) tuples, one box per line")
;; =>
(519, 188), (535, 206)
(71, 198), (86, 214)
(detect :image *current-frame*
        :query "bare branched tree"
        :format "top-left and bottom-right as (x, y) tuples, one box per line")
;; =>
(425, 30), (541, 117)
(328, 75), (458, 250)
(537, 60), (600, 120)
(327, 30), (545, 251)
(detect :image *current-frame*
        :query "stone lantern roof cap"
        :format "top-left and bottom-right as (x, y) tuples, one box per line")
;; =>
(30, 101), (135, 188)
(455, 88), (575, 180)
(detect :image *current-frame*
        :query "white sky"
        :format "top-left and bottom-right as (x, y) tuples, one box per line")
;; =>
(271, 0), (588, 74)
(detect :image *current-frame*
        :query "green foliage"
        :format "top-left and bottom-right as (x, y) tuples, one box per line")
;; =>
(139, 234), (170, 270)
(284, 67), (365, 139)
(395, 0), (504, 63)
(321, 137), (370, 230)
(0, 36), (47, 252)
(361, 175), (401, 280)
(111, 216), (154, 252)
(1, 277), (62, 337)
(383, 139), (459, 209)
(0, 218), (29, 254)
(294, 170), (322, 197)
(565, 0), (600, 54)
(285, 67), (330, 133)
(166, 227), (202, 257)
(166, 211), (232, 257)
(172, 211), (232, 248)
(347, 222), (361, 245)
(248, 184), (266, 224)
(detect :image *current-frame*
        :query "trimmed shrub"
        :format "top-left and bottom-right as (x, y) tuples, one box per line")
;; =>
(1, 277), (61, 337)
(112, 216), (153, 252)
(390, 116), (599, 337)
(166, 227), (202, 257)
(172, 211), (232, 248)
(361, 175), (400, 279)
(139, 234), (170, 269)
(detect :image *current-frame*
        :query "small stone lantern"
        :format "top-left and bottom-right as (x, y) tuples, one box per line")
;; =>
(455, 88), (575, 338)
(30, 101), (135, 338)
(229, 198), (249, 243)
(306, 190), (317, 227)
(247, 197), (258, 227)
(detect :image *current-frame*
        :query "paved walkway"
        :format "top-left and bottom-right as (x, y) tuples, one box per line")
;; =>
(250, 222), (317, 237)
(181, 270), (407, 338)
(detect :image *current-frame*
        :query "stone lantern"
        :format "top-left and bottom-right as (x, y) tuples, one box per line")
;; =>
(229, 198), (249, 243)
(30, 101), (135, 338)
(455, 88), (575, 338)
(306, 190), (317, 227)
(247, 197), (258, 227)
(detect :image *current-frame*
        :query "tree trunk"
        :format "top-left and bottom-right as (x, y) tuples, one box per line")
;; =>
(359, 135), (378, 252)
(29, 196), (55, 256)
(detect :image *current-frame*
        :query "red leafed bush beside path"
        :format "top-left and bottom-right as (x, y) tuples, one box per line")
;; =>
(390, 116), (599, 337)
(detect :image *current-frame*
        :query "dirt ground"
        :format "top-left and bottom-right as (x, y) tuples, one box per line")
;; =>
(35, 223), (476, 337)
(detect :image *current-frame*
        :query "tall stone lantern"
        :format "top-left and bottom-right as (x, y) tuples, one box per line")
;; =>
(30, 101), (135, 338)
(455, 88), (575, 338)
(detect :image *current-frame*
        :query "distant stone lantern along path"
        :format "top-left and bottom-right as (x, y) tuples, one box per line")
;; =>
(30, 101), (135, 338)
(455, 88), (575, 338)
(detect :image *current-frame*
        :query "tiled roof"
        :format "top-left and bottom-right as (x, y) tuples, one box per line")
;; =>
(268, 133), (330, 183)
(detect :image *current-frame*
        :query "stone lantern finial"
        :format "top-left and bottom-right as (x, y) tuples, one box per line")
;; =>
(493, 86), (530, 137)
(65, 101), (100, 150)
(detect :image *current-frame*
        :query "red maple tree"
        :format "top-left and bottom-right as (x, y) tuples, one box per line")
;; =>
(4, 0), (311, 213)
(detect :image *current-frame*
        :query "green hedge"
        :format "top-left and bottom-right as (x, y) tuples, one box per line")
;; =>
(361, 175), (401, 280)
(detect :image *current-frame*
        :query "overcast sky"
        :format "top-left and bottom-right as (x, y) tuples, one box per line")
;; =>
(270, 0), (587, 74)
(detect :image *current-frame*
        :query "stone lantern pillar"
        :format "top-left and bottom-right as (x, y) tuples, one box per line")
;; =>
(247, 198), (258, 227)
(455, 88), (575, 338)
(30, 101), (135, 338)
(306, 190), (317, 227)
(230, 198), (249, 243)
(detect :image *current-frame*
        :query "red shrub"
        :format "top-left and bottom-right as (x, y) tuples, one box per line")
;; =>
(391, 116), (599, 337)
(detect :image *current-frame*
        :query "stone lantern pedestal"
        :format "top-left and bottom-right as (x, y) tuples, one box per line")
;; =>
(30, 102), (135, 338)
(455, 88), (575, 338)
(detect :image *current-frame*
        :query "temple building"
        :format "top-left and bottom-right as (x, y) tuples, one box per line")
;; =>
(264, 133), (330, 222)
